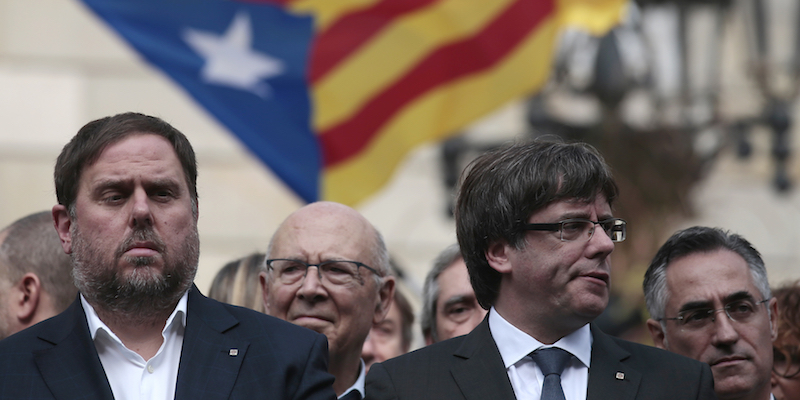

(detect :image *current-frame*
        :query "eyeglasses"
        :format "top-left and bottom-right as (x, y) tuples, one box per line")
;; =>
(658, 298), (770, 331)
(773, 347), (800, 379)
(522, 218), (626, 243)
(265, 258), (379, 286)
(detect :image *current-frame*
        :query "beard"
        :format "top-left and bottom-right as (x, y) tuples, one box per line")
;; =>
(70, 223), (199, 320)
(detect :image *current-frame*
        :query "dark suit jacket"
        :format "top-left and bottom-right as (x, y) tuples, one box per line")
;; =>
(366, 318), (717, 400)
(0, 285), (336, 400)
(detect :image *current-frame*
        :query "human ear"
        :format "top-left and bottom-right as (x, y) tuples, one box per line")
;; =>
(259, 271), (271, 314)
(373, 276), (396, 325)
(646, 318), (668, 350)
(485, 241), (513, 274)
(52, 205), (73, 254)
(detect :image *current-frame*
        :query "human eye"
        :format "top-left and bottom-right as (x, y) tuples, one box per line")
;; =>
(100, 191), (125, 205)
(681, 309), (711, 325)
(278, 260), (305, 274)
(726, 300), (756, 318)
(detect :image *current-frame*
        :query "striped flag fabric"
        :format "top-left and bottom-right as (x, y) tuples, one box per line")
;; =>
(79, 0), (627, 205)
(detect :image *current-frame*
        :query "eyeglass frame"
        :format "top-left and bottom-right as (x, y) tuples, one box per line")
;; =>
(521, 217), (627, 243)
(656, 298), (771, 330)
(265, 258), (380, 286)
(773, 347), (800, 379)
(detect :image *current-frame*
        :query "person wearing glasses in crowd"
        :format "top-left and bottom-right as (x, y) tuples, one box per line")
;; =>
(366, 139), (716, 400)
(420, 243), (486, 345)
(260, 201), (395, 400)
(771, 281), (800, 400)
(644, 226), (777, 400)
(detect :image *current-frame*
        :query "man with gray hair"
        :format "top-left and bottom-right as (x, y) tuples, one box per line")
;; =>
(261, 201), (395, 400)
(420, 243), (485, 345)
(0, 211), (77, 340)
(644, 226), (777, 400)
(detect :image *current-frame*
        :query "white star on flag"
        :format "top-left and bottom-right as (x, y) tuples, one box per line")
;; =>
(183, 11), (284, 98)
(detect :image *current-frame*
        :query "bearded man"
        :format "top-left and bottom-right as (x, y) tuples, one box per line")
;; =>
(0, 112), (336, 400)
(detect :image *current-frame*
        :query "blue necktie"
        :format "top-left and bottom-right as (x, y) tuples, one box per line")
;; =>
(531, 347), (572, 400)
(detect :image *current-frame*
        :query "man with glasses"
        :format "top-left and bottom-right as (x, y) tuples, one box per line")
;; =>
(367, 139), (716, 400)
(260, 201), (395, 400)
(644, 226), (778, 400)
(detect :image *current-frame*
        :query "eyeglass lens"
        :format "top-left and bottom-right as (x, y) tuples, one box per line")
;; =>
(270, 259), (364, 286)
(676, 299), (764, 331)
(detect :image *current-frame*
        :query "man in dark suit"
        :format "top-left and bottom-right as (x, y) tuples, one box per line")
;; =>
(366, 139), (717, 400)
(0, 112), (336, 400)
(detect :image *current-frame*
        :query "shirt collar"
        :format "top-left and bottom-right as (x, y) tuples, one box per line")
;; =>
(338, 359), (366, 399)
(82, 291), (189, 341)
(488, 307), (592, 369)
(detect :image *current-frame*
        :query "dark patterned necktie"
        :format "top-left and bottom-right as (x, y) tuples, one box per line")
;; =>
(339, 390), (362, 400)
(530, 347), (572, 400)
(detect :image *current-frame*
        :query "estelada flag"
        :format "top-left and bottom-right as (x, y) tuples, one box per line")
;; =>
(78, 0), (627, 205)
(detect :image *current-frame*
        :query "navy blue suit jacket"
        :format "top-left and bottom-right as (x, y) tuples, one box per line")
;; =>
(0, 285), (336, 400)
(366, 318), (717, 400)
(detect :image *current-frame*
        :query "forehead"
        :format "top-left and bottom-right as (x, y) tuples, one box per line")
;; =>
(271, 206), (375, 262)
(665, 249), (759, 306)
(81, 134), (184, 185)
(437, 259), (471, 293)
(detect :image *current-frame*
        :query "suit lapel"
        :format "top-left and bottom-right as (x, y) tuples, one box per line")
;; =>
(174, 285), (250, 400)
(586, 325), (641, 400)
(450, 318), (517, 400)
(33, 298), (115, 400)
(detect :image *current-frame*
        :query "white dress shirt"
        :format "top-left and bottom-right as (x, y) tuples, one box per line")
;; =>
(338, 358), (366, 399)
(489, 307), (592, 400)
(82, 293), (188, 400)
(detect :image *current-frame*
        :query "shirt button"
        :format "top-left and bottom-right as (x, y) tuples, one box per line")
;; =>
(147, 365), (154, 374)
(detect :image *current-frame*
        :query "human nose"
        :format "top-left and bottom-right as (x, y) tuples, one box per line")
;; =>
(587, 223), (615, 256)
(130, 188), (153, 227)
(362, 334), (375, 359)
(296, 265), (328, 300)
(710, 309), (740, 345)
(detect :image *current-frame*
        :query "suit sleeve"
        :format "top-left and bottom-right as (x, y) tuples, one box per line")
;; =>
(365, 362), (400, 400)
(293, 333), (337, 400)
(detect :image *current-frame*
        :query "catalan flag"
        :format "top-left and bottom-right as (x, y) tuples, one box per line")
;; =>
(78, 0), (627, 205)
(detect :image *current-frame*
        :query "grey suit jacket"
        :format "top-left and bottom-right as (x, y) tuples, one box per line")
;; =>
(0, 285), (336, 400)
(366, 318), (717, 400)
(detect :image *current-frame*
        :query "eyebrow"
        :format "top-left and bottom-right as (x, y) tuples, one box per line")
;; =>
(678, 291), (757, 313)
(442, 294), (475, 309)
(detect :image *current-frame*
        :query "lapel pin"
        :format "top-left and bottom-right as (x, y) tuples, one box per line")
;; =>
(229, 349), (239, 357)
(615, 372), (625, 380)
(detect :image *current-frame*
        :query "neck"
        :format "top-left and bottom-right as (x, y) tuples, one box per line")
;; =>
(329, 348), (361, 397)
(493, 296), (587, 344)
(718, 385), (773, 400)
(92, 301), (175, 361)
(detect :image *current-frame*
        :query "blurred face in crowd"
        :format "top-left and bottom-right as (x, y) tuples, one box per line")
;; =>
(362, 300), (405, 373)
(53, 134), (199, 315)
(772, 348), (800, 400)
(430, 258), (486, 344)
(648, 249), (777, 400)
(262, 202), (394, 366)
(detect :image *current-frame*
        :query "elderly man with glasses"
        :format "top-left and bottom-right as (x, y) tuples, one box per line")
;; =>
(367, 139), (716, 400)
(644, 226), (778, 400)
(260, 201), (395, 400)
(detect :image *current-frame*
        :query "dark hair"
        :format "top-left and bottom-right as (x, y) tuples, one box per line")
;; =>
(643, 226), (770, 321)
(421, 243), (463, 342)
(209, 253), (266, 313)
(773, 281), (800, 367)
(54, 112), (198, 211)
(0, 211), (78, 312)
(455, 138), (618, 309)
(393, 289), (415, 353)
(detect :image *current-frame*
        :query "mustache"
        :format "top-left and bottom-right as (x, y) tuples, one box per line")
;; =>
(115, 227), (166, 259)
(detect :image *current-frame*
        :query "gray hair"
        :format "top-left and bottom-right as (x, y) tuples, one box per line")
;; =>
(0, 211), (78, 312)
(643, 226), (771, 321)
(421, 244), (463, 343)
